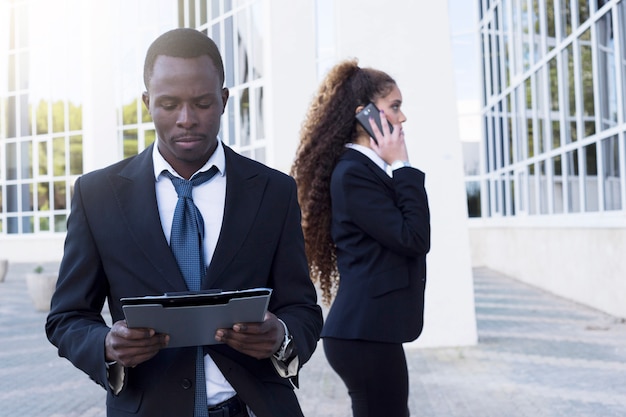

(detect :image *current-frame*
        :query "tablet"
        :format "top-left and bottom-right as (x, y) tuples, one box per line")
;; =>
(121, 288), (272, 348)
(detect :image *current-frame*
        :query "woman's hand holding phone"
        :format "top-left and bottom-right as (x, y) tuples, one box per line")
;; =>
(360, 105), (409, 165)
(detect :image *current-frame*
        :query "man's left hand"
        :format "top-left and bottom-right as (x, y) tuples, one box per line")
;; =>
(214, 311), (283, 359)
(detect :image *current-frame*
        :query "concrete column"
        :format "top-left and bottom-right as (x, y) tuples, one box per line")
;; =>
(79, 1), (120, 174)
(264, 0), (318, 174)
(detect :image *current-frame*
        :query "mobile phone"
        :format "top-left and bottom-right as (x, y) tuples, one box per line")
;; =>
(355, 102), (393, 145)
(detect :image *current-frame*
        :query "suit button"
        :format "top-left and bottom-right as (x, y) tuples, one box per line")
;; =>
(182, 379), (192, 390)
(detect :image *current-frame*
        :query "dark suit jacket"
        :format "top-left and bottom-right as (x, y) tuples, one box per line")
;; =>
(46, 144), (323, 417)
(322, 149), (430, 343)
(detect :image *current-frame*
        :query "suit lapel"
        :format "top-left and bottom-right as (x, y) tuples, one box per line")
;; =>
(110, 144), (186, 290)
(205, 146), (267, 288)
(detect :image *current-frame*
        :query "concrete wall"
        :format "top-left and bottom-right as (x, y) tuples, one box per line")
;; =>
(468, 224), (626, 319)
(0, 236), (64, 263)
(265, 0), (318, 174)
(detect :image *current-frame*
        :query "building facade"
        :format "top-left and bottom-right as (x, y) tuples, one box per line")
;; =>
(466, 0), (626, 318)
(0, 0), (477, 347)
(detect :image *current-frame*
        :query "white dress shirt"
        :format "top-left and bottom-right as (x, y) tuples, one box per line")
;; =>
(345, 143), (411, 176)
(152, 141), (236, 406)
(345, 142), (392, 176)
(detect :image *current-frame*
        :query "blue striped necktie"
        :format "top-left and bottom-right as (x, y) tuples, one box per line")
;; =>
(165, 166), (218, 417)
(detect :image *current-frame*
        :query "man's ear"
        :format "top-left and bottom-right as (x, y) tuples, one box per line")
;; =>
(221, 88), (230, 114)
(142, 92), (150, 112)
(355, 105), (364, 115)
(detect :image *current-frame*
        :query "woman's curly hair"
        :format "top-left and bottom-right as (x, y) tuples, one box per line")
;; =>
(291, 59), (396, 304)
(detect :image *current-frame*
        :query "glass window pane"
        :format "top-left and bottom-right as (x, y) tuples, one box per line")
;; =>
(563, 45), (576, 143)
(19, 94), (31, 136)
(35, 100), (49, 134)
(539, 160), (548, 214)
(596, 10), (617, 130)
(21, 141), (32, 179)
(145, 129), (156, 147)
(39, 216), (50, 232)
(560, 0), (572, 38)
(68, 102), (82, 132)
(577, 0), (590, 27)
(465, 181), (481, 217)
(52, 101), (65, 133)
(53, 180), (66, 210)
(69, 135), (83, 175)
(239, 88), (250, 146)
(187, 0), (196, 26)
(124, 129), (138, 158)
(53, 137), (65, 176)
(7, 95), (17, 138)
(122, 99), (138, 125)
(21, 215), (33, 234)
(7, 217), (18, 234)
(54, 214), (67, 233)
(584, 143), (599, 212)
(38, 141), (48, 176)
(602, 136), (620, 211)
(553, 155), (564, 213)
(236, 8), (250, 84)
(37, 182), (50, 211)
(226, 96), (235, 146)
(6, 142), (17, 180)
(8, 53), (16, 91)
(580, 30), (595, 138)
(250, 1), (263, 80)
(567, 149), (580, 212)
(224, 16), (235, 87)
(255, 86), (264, 140)
(199, 0), (207, 25)
(7, 184), (18, 212)
(21, 183), (33, 211)
(546, 0), (556, 50)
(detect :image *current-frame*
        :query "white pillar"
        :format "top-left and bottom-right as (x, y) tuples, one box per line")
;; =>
(79, 1), (120, 174)
(264, 0), (318, 174)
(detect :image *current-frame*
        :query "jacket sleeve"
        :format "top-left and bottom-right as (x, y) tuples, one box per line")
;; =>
(45, 176), (112, 392)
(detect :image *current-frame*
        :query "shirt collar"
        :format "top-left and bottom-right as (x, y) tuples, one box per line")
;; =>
(345, 142), (388, 172)
(152, 139), (226, 181)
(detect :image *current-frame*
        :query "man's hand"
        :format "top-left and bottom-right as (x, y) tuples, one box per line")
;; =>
(105, 320), (169, 368)
(214, 311), (283, 359)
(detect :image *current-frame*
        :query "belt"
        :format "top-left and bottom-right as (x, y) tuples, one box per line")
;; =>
(207, 395), (248, 417)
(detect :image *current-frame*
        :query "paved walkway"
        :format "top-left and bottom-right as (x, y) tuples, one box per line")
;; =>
(1, 263), (625, 416)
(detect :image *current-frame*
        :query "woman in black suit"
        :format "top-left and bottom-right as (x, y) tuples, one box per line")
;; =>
(291, 59), (430, 417)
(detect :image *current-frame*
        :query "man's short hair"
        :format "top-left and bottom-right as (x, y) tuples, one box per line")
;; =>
(143, 28), (225, 89)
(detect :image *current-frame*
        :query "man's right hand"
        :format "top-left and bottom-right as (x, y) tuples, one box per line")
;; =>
(105, 320), (169, 368)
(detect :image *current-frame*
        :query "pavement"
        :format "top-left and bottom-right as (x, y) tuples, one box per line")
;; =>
(1, 262), (626, 417)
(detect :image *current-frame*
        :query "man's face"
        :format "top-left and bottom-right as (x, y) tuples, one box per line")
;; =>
(143, 55), (229, 177)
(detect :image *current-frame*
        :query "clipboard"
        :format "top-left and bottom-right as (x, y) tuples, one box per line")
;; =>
(121, 288), (272, 348)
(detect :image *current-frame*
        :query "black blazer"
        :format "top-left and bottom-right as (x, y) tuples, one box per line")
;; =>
(322, 148), (430, 343)
(46, 144), (323, 417)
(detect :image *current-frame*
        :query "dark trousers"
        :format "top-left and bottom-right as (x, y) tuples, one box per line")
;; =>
(323, 338), (410, 417)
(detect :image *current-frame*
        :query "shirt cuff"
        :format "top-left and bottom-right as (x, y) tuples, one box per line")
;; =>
(106, 361), (125, 395)
(271, 355), (299, 378)
(391, 160), (411, 171)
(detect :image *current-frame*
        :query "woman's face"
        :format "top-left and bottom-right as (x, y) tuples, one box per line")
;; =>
(374, 85), (406, 125)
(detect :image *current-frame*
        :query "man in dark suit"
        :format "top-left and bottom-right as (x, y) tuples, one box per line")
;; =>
(46, 28), (323, 417)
